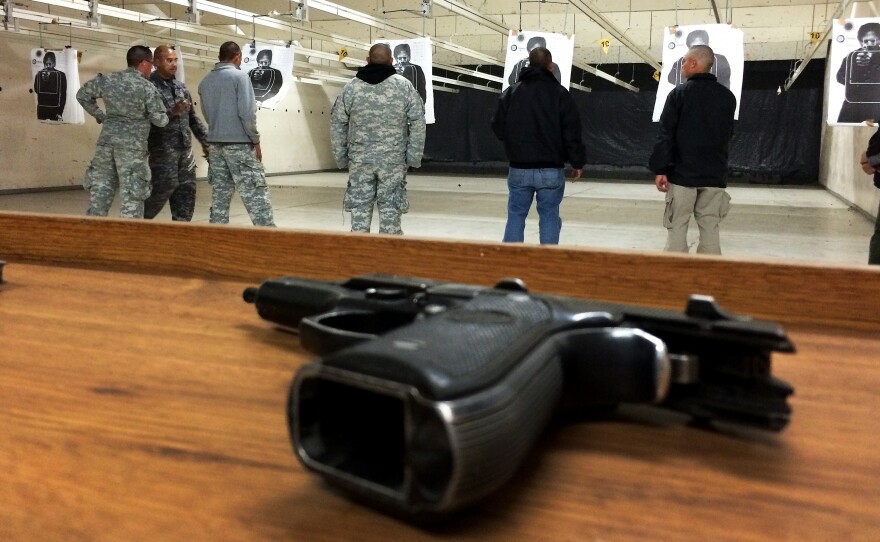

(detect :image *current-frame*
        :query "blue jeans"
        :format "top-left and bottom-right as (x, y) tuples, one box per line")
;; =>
(502, 167), (565, 244)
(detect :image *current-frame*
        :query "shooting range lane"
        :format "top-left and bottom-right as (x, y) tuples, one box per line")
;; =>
(0, 215), (879, 540)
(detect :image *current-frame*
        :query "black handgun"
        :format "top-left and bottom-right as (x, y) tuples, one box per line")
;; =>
(244, 274), (795, 519)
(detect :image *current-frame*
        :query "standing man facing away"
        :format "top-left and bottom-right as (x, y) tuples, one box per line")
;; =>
(77, 45), (168, 218)
(649, 44), (736, 255)
(197, 41), (275, 227)
(145, 45), (210, 222)
(491, 46), (586, 245)
(330, 43), (426, 235)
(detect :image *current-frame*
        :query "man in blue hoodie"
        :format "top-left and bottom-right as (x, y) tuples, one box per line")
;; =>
(330, 43), (426, 234)
(492, 46), (586, 245)
(198, 41), (275, 226)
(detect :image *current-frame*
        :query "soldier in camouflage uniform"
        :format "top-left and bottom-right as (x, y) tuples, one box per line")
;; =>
(145, 45), (210, 222)
(77, 45), (170, 218)
(197, 41), (275, 227)
(330, 43), (426, 234)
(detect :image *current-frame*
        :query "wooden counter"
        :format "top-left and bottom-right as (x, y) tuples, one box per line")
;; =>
(1, 213), (879, 541)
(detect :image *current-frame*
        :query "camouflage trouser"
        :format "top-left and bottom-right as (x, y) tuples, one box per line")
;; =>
(344, 162), (409, 234)
(207, 143), (275, 227)
(83, 144), (150, 218)
(145, 147), (197, 221)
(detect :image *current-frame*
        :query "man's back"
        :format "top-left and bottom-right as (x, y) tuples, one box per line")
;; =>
(492, 67), (585, 169)
(332, 73), (424, 165)
(651, 72), (736, 186)
(198, 64), (257, 144)
(77, 68), (166, 151)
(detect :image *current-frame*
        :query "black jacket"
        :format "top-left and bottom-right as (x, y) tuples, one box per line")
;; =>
(491, 67), (586, 169)
(649, 72), (737, 188)
(867, 128), (880, 189)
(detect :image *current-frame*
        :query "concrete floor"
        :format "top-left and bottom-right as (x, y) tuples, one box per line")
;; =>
(0, 172), (874, 265)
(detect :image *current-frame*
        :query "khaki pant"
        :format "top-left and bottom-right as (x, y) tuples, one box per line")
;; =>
(663, 184), (731, 255)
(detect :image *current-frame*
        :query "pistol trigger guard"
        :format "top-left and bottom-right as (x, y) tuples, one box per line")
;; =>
(299, 310), (380, 356)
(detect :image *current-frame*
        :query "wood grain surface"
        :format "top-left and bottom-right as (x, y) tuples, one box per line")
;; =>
(1, 263), (878, 542)
(1, 211), (879, 329)
(1, 213), (879, 541)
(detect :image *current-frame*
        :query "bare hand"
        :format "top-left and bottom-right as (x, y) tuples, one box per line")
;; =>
(570, 169), (582, 181)
(170, 101), (190, 117)
(655, 174), (669, 192)
(201, 144), (210, 159)
(254, 143), (263, 162)
(860, 152), (875, 175)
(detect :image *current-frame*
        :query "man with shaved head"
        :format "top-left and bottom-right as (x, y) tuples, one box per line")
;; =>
(146, 45), (209, 221)
(330, 42), (426, 234)
(650, 45), (736, 255)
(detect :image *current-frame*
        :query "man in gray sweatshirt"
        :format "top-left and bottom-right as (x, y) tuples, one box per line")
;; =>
(198, 41), (275, 226)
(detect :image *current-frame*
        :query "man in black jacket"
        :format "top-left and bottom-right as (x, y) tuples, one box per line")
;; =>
(491, 47), (586, 245)
(650, 44), (736, 255)
(859, 129), (880, 265)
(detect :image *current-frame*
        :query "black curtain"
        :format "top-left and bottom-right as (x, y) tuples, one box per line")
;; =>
(423, 59), (826, 184)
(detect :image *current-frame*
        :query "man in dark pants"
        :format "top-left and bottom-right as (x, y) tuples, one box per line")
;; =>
(650, 45), (736, 255)
(859, 129), (880, 264)
(145, 45), (209, 221)
(491, 46), (586, 245)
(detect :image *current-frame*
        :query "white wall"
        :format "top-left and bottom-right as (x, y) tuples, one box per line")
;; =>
(0, 34), (340, 192)
(820, 59), (880, 221)
(819, 1), (880, 220)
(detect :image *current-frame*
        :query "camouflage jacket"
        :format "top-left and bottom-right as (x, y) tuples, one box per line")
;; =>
(148, 72), (208, 152)
(77, 67), (168, 151)
(330, 64), (426, 168)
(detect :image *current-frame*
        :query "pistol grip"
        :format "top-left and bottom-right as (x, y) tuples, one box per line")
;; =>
(557, 328), (670, 409)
